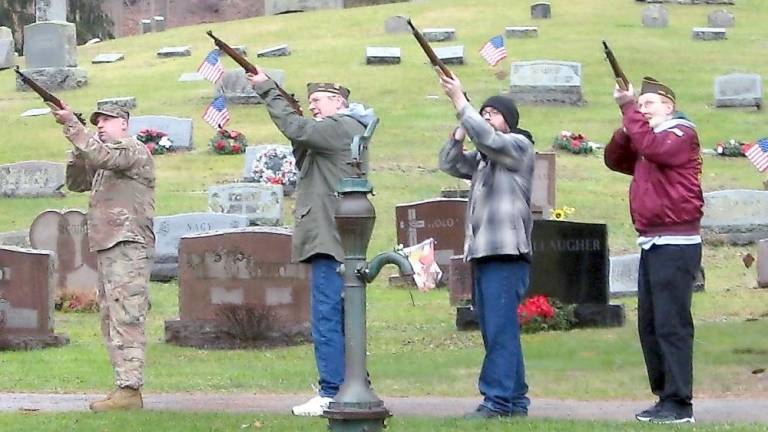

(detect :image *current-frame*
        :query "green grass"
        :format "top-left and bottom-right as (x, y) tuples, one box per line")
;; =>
(1, 0), (768, 407)
(0, 412), (766, 432)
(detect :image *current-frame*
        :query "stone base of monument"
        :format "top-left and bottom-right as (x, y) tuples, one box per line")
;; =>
(16, 67), (88, 92)
(702, 226), (768, 246)
(0, 229), (31, 248)
(508, 86), (583, 105)
(151, 256), (178, 282)
(164, 319), (310, 349)
(0, 333), (69, 351)
(454, 303), (625, 331)
(439, 188), (470, 199)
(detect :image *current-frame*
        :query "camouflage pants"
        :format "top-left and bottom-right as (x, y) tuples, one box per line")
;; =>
(96, 241), (152, 389)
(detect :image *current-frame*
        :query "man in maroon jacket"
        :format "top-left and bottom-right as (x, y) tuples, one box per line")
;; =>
(605, 77), (703, 424)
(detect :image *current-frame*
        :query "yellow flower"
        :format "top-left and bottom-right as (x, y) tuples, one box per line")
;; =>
(551, 209), (566, 220)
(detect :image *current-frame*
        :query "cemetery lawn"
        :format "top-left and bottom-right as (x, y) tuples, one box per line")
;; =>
(1, 0), (768, 406)
(0, 412), (765, 432)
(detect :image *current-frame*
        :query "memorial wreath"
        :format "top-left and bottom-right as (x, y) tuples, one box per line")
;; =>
(251, 146), (298, 187)
(210, 128), (248, 155)
(135, 128), (173, 155)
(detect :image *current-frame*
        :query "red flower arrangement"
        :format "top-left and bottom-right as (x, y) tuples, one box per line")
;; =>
(210, 128), (248, 155)
(517, 295), (576, 333)
(553, 130), (595, 155)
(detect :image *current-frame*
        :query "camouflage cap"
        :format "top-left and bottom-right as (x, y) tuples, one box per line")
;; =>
(307, 82), (350, 99)
(640, 76), (676, 103)
(90, 103), (130, 126)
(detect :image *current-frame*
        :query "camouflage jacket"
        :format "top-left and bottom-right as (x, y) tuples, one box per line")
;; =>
(254, 79), (375, 263)
(63, 120), (155, 252)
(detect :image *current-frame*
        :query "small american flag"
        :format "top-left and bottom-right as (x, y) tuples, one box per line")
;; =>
(202, 95), (230, 129)
(746, 138), (768, 172)
(479, 35), (507, 67)
(197, 49), (224, 83)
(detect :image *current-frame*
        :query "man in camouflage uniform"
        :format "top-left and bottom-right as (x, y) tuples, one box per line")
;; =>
(246, 70), (377, 416)
(49, 103), (155, 412)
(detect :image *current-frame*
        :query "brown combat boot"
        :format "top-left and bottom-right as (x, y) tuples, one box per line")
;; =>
(89, 387), (143, 412)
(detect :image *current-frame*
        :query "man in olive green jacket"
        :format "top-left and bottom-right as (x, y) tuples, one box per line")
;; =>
(49, 102), (155, 412)
(246, 70), (376, 416)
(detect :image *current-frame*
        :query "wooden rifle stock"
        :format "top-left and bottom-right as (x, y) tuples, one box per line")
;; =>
(206, 30), (303, 116)
(602, 40), (629, 91)
(406, 18), (453, 78)
(15, 66), (86, 125)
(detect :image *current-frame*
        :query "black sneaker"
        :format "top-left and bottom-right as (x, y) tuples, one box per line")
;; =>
(463, 404), (527, 419)
(649, 408), (695, 424)
(635, 400), (663, 422)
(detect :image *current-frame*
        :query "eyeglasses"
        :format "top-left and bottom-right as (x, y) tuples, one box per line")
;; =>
(480, 108), (502, 118)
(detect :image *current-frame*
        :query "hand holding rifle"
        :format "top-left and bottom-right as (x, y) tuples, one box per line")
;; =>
(15, 66), (86, 125)
(602, 40), (636, 106)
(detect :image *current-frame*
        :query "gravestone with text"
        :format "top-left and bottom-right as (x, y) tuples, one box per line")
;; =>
(701, 189), (768, 244)
(714, 73), (762, 108)
(531, 2), (552, 19)
(422, 28), (456, 42)
(0, 27), (16, 69)
(642, 5), (669, 27)
(708, 9), (735, 27)
(264, 0), (344, 15)
(29, 210), (98, 301)
(208, 183), (283, 226)
(366, 47), (401, 65)
(0, 245), (69, 350)
(434, 46), (465, 65)
(152, 213), (250, 281)
(0, 161), (65, 197)
(509, 60), (583, 105)
(693, 27), (726, 40)
(128, 116), (193, 151)
(216, 69), (285, 104)
(395, 198), (466, 271)
(505, 26), (538, 38)
(165, 227), (310, 348)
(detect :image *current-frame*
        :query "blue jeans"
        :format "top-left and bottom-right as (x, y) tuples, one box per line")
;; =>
(310, 254), (345, 398)
(472, 256), (531, 414)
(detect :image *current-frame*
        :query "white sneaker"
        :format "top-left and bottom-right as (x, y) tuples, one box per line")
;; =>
(291, 395), (333, 416)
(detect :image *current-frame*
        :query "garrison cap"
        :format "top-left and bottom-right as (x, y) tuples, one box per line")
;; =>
(307, 82), (350, 99)
(640, 76), (676, 103)
(90, 103), (130, 126)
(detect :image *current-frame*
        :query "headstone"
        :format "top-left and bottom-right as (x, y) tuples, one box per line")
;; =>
(208, 183), (283, 226)
(692, 27), (726, 41)
(0, 161), (65, 197)
(422, 28), (456, 42)
(35, 0), (68, 22)
(0, 230), (31, 248)
(29, 210), (99, 301)
(0, 27), (16, 69)
(152, 213), (250, 281)
(385, 16), (410, 33)
(23, 22), (78, 68)
(165, 227), (311, 348)
(0, 245), (69, 350)
(91, 53), (124, 64)
(714, 73), (762, 108)
(140, 19), (152, 34)
(257, 44), (290, 57)
(365, 47), (401, 65)
(153, 16), (166, 32)
(532, 152), (556, 218)
(178, 72), (204, 82)
(20, 108), (51, 118)
(609, 254), (641, 297)
(701, 189), (768, 244)
(509, 60), (583, 105)
(215, 69), (285, 104)
(221, 45), (248, 58)
(531, 2), (552, 19)
(758, 239), (768, 288)
(708, 9), (735, 27)
(128, 115), (194, 151)
(448, 255), (471, 306)
(264, 0), (344, 15)
(395, 198), (466, 270)
(156, 46), (191, 58)
(642, 5), (669, 27)
(242, 144), (298, 196)
(434, 46), (464, 65)
(15, 67), (88, 92)
(97, 97), (137, 111)
(505, 26), (538, 38)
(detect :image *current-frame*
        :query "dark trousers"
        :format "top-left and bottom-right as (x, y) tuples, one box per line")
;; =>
(638, 243), (701, 411)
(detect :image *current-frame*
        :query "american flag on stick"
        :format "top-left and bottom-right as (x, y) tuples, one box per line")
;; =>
(746, 138), (768, 172)
(479, 35), (507, 67)
(202, 95), (230, 129)
(197, 49), (224, 83)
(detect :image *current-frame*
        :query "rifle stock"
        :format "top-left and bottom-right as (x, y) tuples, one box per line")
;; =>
(206, 30), (303, 116)
(602, 40), (629, 91)
(15, 66), (86, 125)
(406, 18), (453, 78)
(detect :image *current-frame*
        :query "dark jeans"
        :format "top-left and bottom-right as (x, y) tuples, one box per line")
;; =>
(638, 243), (701, 412)
(472, 256), (531, 414)
(310, 254), (345, 398)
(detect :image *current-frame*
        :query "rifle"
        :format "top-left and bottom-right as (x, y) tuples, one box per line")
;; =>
(405, 18), (454, 79)
(602, 40), (629, 91)
(206, 30), (303, 116)
(15, 66), (86, 125)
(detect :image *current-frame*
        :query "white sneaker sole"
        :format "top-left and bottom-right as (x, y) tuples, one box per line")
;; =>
(651, 417), (695, 424)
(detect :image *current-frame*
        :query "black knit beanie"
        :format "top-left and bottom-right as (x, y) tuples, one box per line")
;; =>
(479, 95), (534, 144)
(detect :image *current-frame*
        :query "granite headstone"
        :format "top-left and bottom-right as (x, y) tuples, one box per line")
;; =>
(505, 26), (538, 38)
(434, 46), (464, 65)
(531, 2), (552, 19)
(701, 189), (768, 244)
(509, 60), (583, 105)
(0, 161), (65, 197)
(215, 69), (285, 104)
(385, 16), (410, 33)
(157, 46), (191, 57)
(208, 183), (283, 226)
(23, 21), (78, 69)
(714, 73), (762, 108)
(0, 27), (16, 69)
(365, 47), (401, 65)
(257, 44), (290, 57)
(91, 53), (124, 64)
(264, 0), (344, 15)
(708, 9), (735, 27)
(422, 28), (456, 42)
(128, 115), (193, 151)
(693, 27), (726, 40)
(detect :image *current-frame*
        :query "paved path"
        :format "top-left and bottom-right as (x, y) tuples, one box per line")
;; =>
(1, 392), (767, 423)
